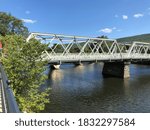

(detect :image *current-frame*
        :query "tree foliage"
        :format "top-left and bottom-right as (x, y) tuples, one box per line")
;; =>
(0, 35), (50, 112)
(0, 12), (28, 37)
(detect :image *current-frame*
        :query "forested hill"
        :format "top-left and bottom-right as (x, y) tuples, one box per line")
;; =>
(117, 34), (150, 43)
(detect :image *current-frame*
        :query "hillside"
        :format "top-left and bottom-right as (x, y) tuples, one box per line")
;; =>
(117, 34), (150, 43)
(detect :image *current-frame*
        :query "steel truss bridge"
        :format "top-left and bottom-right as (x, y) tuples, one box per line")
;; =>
(27, 32), (150, 64)
(1, 32), (150, 112)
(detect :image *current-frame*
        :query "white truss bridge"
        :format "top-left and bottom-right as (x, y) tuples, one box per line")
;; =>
(27, 32), (150, 64)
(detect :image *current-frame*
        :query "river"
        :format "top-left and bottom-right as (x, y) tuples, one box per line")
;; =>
(43, 63), (150, 113)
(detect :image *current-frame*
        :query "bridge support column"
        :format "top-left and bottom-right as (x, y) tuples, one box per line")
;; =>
(74, 61), (83, 66)
(102, 62), (130, 78)
(50, 65), (60, 70)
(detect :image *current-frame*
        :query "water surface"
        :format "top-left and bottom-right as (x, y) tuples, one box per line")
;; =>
(44, 63), (150, 113)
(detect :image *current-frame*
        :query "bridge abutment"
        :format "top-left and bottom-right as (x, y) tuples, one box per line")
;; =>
(102, 62), (130, 78)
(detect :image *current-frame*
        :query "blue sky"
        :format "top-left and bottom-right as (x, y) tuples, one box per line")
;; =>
(1, 0), (150, 38)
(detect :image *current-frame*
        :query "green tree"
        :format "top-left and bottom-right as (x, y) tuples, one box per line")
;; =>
(0, 35), (50, 112)
(97, 35), (108, 39)
(0, 12), (28, 37)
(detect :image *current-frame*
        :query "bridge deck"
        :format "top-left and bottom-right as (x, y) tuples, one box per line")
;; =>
(41, 53), (150, 64)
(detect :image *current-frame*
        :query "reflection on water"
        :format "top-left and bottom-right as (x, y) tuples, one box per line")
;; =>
(49, 70), (64, 82)
(43, 63), (150, 113)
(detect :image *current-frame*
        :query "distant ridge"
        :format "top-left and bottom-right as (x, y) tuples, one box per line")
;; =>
(117, 34), (150, 43)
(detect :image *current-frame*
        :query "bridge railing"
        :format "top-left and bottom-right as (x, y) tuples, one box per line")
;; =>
(0, 63), (20, 113)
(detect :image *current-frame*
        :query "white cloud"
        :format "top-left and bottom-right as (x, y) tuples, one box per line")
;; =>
(22, 18), (37, 24)
(99, 27), (117, 34)
(99, 28), (112, 33)
(133, 13), (144, 18)
(122, 15), (128, 20)
(25, 10), (30, 14)
(99, 27), (121, 34)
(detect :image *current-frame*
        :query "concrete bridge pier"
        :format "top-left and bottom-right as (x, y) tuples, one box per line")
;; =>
(74, 61), (83, 66)
(102, 62), (130, 78)
(50, 65), (60, 70)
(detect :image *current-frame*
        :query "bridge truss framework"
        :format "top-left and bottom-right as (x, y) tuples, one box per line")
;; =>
(27, 32), (150, 64)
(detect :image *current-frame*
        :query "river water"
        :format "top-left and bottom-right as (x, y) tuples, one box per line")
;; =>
(44, 63), (150, 113)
